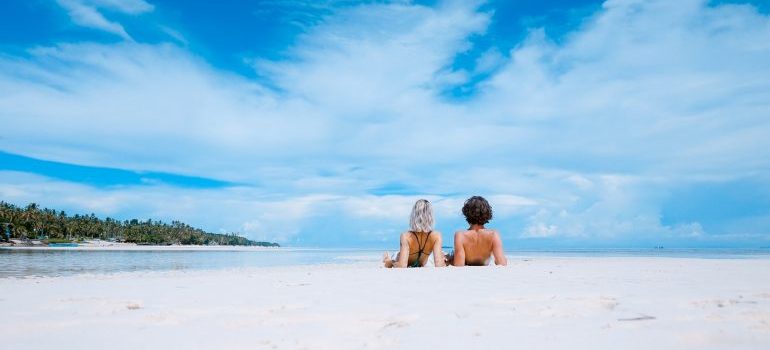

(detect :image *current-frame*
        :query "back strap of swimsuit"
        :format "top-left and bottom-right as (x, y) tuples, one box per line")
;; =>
(411, 231), (431, 263)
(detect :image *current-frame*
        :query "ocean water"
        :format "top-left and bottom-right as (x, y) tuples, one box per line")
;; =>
(1, 247), (769, 278)
(0, 248), (377, 278)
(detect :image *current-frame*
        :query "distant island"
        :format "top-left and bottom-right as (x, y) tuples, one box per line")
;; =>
(0, 201), (279, 247)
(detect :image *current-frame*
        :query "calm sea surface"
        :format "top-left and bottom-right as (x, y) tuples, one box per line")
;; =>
(1, 248), (769, 278)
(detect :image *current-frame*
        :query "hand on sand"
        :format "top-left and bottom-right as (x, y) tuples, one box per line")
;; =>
(382, 252), (394, 268)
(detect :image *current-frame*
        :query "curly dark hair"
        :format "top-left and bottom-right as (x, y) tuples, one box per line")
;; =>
(462, 196), (493, 225)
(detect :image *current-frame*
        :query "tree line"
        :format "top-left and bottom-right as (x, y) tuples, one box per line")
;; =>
(0, 201), (279, 246)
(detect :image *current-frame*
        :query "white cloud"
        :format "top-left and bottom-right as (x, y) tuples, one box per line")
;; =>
(56, 0), (154, 40)
(57, 0), (132, 40)
(259, 1), (489, 111)
(523, 221), (559, 238)
(473, 0), (770, 177)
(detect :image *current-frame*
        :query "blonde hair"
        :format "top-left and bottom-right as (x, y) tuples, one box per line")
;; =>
(409, 199), (434, 233)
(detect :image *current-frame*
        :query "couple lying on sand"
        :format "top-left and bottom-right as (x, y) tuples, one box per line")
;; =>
(382, 196), (507, 268)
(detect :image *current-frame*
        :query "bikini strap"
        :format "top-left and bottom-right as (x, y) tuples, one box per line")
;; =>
(410, 231), (431, 267)
(413, 231), (431, 251)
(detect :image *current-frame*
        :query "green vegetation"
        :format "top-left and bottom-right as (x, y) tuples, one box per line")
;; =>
(46, 238), (73, 244)
(0, 201), (279, 247)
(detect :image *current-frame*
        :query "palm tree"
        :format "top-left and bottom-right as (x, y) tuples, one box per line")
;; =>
(17, 203), (40, 239)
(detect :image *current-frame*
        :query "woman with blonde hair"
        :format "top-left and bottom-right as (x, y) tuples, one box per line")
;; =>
(382, 199), (445, 268)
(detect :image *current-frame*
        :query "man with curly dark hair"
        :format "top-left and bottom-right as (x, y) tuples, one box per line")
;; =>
(445, 196), (507, 266)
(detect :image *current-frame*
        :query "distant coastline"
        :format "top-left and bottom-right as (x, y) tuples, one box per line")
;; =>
(1, 244), (281, 251)
(0, 201), (279, 247)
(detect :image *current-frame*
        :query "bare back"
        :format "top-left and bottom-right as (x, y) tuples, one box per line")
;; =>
(387, 231), (445, 268)
(406, 231), (438, 266)
(451, 228), (507, 266)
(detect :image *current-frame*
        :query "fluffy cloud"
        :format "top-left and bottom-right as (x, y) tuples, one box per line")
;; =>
(56, 0), (154, 40)
(473, 0), (770, 176)
(2, 0), (770, 246)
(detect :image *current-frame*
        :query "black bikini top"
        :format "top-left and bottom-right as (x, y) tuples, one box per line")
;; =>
(409, 231), (431, 268)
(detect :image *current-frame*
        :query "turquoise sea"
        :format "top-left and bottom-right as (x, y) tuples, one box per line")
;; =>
(1, 248), (769, 278)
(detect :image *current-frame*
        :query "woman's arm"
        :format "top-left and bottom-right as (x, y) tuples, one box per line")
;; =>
(432, 232), (446, 267)
(393, 232), (411, 268)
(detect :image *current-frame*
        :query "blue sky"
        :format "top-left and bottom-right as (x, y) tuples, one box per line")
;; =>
(1, 0), (770, 248)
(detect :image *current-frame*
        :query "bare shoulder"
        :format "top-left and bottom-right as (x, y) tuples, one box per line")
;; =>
(399, 231), (412, 241)
(487, 229), (503, 243)
(454, 230), (467, 241)
(427, 231), (442, 245)
(487, 229), (501, 237)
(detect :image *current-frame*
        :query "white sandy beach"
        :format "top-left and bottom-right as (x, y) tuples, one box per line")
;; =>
(2, 257), (769, 350)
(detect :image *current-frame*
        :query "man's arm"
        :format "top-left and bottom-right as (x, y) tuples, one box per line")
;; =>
(432, 232), (446, 267)
(393, 232), (411, 268)
(453, 231), (466, 267)
(491, 231), (507, 266)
